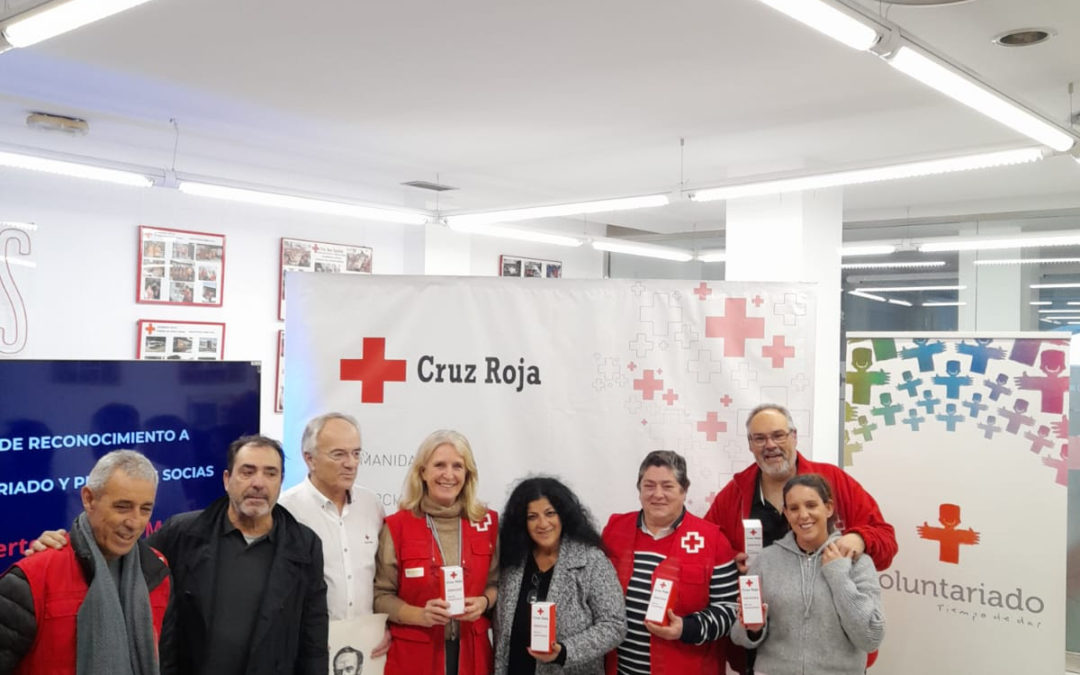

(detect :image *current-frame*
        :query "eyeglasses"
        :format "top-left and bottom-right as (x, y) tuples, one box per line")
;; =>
(748, 430), (792, 447)
(326, 449), (362, 463)
(526, 573), (540, 604)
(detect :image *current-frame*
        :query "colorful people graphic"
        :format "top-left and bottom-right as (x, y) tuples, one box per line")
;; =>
(1015, 349), (1068, 414)
(846, 347), (890, 405)
(917, 503), (980, 564)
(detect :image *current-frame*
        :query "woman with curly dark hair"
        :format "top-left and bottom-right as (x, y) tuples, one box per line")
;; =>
(494, 477), (625, 675)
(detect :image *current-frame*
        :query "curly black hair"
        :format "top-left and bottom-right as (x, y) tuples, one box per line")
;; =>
(499, 476), (604, 570)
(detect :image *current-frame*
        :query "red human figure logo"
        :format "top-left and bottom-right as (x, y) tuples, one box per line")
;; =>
(917, 503), (980, 564)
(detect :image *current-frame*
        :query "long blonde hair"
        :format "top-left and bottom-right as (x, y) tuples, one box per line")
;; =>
(399, 429), (487, 522)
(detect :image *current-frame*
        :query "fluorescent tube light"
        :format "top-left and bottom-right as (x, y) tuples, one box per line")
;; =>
(697, 249), (727, 263)
(446, 194), (669, 227)
(689, 148), (1044, 202)
(1066, 302), (1080, 306)
(887, 298), (913, 307)
(1029, 283), (1080, 289)
(921, 233), (1080, 252)
(1038, 308), (1080, 314)
(751, 0), (879, 51)
(591, 240), (693, 262)
(446, 222), (583, 247)
(178, 181), (429, 225)
(0, 150), (153, 187)
(848, 290), (886, 302)
(1030, 301), (1052, 306)
(841, 261), (946, 270)
(2, 0), (154, 48)
(887, 47), (1076, 152)
(841, 244), (896, 256)
(856, 285), (965, 292)
(974, 257), (1080, 265)
(923, 301), (966, 307)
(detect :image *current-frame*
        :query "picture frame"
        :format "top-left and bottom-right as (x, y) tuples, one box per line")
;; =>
(499, 254), (561, 279)
(279, 237), (372, 320)
(136, 320), (226, 360)
(274, 330), (285, 413)
(137, 226), (225, 307)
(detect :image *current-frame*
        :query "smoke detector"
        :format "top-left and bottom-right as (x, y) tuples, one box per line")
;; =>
(26, 112), (89, 135)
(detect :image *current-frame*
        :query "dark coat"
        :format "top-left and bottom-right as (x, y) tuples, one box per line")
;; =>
(150, 496), (328, 675)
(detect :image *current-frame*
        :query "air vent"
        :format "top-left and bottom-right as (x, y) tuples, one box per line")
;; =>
(402, 180), (458, 192)
(26, 111), (89, 135)
(993, 28), (1054, 47)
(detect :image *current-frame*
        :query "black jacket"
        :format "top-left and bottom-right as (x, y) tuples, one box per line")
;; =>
(150, 496), (328, 675)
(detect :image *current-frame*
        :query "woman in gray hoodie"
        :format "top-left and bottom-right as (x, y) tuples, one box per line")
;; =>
(731, 473), (885, 675)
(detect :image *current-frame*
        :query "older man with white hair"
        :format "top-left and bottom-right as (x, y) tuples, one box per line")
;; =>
(0, 450), (170, 674)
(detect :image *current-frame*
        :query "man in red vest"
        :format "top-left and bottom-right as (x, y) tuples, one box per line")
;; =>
(0, 450), (170, 674)
(705, 403), (896, 674)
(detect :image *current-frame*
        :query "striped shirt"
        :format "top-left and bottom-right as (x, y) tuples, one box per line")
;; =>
(616, 512), (739, 675)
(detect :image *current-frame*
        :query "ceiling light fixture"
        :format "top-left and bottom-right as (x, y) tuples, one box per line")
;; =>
(841, 244), (897, 256)
(697, 249), (727, 263)
(178, 181), (429, 225)
(1037, 309), (1080, 314)
(1032, 283), (1080, 289)
(855, 284), (965, 292)
(841, 261), (946, 270)
(885, 46), (1076, 152)
(1030, 301), (1052, 306)
(920, 233), (1080, 252)
(848, 290), (886, 302)
(749, 0), (880, 50)
(887, 298), (913, 307)
(688, 147), (1044, 202)
(923, 301), (966, 307)
(445, 222), (583, 247)
(0, 221), (37, 231)
(446, 194), (669, 227)
(974, 257), (1080, 266)
(0, 149), (153, 187)
(591, 239), (693, 262)
(1, 0), (155, 49)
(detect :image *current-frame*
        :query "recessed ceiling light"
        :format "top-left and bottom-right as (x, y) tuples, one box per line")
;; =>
(993, 28), (1055, 48)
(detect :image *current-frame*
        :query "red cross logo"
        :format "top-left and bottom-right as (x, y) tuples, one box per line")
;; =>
(145, 324), (155, 334)
(696, 412), (727, 441)
(658, 580), (670, 591)
(471, 513), (493, 532)
(693, 282), (712, 301)
(720, 394), (732, 407)
(751, 294), (764, 308)
(340, 337), (407, 404)
(662, 388), (679, 406)
(312, 244), (320, 252)
(761, 335), (795, 368)
(537, 607), (544, 615)
(680, 531), (705, 554)
(627, 361), (637, 372)
(450, 570), (458, 580)
(743, 578), (755, 589)
(705, 298), (765, 357)
(633, 369), (664, 400)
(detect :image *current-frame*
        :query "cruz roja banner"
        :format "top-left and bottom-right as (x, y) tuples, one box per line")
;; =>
(844, 333), (1068, 675)
(283, 275), (817, 521)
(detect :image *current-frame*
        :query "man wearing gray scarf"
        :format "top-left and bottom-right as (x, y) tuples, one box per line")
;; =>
(0, 450), (170, 675)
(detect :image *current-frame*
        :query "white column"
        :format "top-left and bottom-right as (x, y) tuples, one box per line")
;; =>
(726, 189), (843, 464)
(401, 223), (472, 275)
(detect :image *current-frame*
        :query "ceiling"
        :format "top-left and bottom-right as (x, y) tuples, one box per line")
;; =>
(0, 0), (1078, 239)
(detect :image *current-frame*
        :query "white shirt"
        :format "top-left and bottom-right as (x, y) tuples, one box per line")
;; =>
(279, 477), (385, 620)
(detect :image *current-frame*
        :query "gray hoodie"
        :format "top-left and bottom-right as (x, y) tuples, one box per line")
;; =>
(730, 530), (885, 675)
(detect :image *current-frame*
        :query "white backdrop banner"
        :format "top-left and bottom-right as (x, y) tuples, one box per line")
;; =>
(283, 275), (816, 520)
(844, 333), (1068, 675)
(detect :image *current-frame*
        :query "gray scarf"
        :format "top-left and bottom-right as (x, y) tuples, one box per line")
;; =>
(73, 513), (159, 675)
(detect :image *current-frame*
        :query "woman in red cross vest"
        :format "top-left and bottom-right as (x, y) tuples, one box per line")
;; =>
(374, 429), (499, 675)
(602, 450), (740, 675)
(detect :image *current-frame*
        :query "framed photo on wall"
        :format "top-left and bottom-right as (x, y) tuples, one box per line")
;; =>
(499, 254), (561, 278)
(275, 330), (285, 413)
(137, 226), (225, 307)
(136, 320), (225, 360)
(279, 237), (372, 320)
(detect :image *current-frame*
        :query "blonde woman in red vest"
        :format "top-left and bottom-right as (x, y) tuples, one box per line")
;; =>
(374, 429), (499, 675)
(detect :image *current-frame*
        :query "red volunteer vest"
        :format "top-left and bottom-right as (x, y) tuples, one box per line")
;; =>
(13, 540), (170, 675)
(384, 507), (498, 675)
(602, 510), (728, 675)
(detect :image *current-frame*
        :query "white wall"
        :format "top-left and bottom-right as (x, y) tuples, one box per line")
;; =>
(0, 168), (603, 445)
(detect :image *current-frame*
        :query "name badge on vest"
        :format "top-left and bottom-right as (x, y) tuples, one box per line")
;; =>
(405, 567), (425, 578)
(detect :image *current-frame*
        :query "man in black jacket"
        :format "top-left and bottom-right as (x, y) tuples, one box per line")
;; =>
(28, 435), (329, 675)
